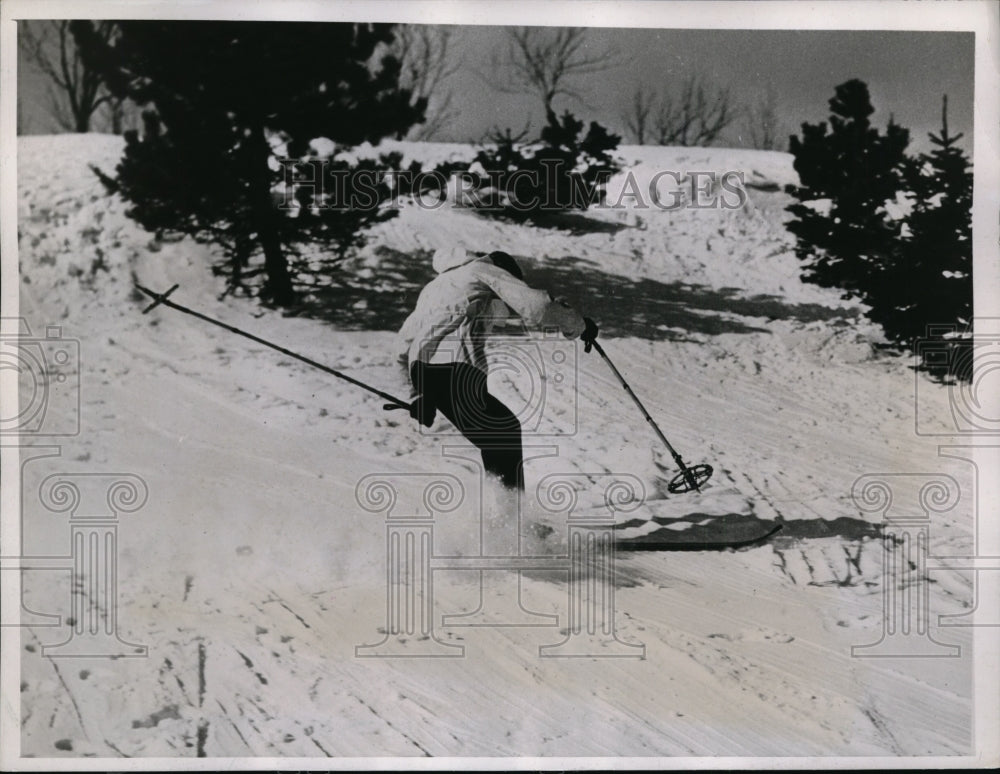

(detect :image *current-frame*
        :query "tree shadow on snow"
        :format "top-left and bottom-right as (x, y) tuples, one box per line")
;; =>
(288, 245), (438, 330)
(523, 254), (861, 342)
(290, 248), (860, 341)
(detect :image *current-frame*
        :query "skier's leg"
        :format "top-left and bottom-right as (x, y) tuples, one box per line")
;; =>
(477, 394), (524, 492)
(410, 361), (456, 420)
(445, 363), (524, 492)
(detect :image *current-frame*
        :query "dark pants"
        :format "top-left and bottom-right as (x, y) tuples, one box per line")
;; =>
(412, 361), (524, 491)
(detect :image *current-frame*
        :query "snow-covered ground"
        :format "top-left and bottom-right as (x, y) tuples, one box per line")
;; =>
(11, 134), (978, 759)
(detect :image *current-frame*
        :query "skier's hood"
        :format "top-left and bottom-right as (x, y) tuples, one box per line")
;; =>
(432, 245), (482, 274)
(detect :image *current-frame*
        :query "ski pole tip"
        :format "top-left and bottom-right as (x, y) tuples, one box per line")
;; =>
(138, 283), (179, 314)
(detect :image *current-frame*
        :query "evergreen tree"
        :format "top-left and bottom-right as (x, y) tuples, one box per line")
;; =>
(471, 109), (620, 216)
(535, 109), (621, 209)
(876, 96), (972, 344)
(71, 21), (425, 304)
(786, 79), (911, 298)
(788, 82), (974, 380)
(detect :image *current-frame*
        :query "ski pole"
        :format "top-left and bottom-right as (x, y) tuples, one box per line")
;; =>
(134, 284), (411, 410)
(589, 339), (712, 494)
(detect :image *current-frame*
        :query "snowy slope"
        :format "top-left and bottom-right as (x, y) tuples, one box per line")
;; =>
(13, 134), (976, 759)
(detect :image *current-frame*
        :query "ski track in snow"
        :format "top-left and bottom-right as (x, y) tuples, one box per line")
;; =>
(14, 134), (974, 758)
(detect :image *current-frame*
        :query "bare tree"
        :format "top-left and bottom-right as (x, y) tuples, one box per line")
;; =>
(395, 26), (461, 141)
(489, 27), (625, 118)
(654, 75), (735, 147)
(744, 85), (785, 150)
(624, 84), (655, 145)
(19, 20), (116, 132)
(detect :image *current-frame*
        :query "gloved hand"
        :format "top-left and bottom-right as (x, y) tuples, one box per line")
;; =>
(409, 395), (436, 427)
(580, 317), (599, 353)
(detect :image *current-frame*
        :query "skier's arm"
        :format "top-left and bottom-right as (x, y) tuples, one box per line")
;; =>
(475, 262), (586, 338)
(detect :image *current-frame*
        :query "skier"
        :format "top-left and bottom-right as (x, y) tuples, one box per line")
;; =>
(396, 247), (598, 491)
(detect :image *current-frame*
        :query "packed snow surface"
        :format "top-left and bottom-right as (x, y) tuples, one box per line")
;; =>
(13, 134), (976, 759)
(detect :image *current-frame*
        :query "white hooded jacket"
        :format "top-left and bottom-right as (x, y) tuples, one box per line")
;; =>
(396, 247), (586, 396)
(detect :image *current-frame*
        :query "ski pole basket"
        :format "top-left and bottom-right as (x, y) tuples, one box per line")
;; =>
(589, 340), (713, 494)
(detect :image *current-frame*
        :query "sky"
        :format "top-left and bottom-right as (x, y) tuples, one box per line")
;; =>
(438, 27), (974, 153)
(17, 23), (974, 155)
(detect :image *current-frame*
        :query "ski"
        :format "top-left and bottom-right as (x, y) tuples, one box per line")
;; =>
(613, 522), (783, 552)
